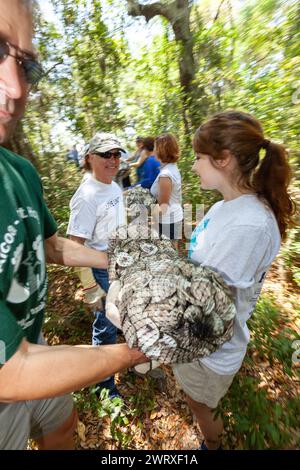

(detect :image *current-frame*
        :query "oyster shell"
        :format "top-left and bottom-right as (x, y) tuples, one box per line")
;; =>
(140, 242), (158, 256)
(116, 251), (135, 267)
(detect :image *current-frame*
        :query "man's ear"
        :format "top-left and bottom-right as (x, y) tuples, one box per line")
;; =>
(215, 149), (233, 168)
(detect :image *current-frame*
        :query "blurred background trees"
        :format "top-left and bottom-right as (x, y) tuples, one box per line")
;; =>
(22, 0), (299, 176)
(20, 1), (299, 156)
(15, 0), (299, 283)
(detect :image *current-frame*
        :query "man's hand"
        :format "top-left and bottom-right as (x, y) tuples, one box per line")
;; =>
(128, 348), (150, 368)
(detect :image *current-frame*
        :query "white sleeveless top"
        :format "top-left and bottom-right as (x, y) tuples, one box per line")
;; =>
(150, 163), (183, 224)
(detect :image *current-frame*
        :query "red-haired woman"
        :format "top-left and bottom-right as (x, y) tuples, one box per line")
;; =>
(151, 133), (183, 246)
(172, 111), (296, 450)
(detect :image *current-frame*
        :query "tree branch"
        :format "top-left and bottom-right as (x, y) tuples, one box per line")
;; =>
(127, 0), (175, 23)
(214, 0), (227, 22)
(44, 61), (64, 77)
(127, 0), (192, 42)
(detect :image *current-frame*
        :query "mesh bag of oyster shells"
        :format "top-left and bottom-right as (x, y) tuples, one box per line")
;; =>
(116, 159), (130, 178)
(107, 223), (236, 364)
(124, 186), (156, 221)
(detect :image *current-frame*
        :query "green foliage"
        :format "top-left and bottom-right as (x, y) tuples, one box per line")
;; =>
(52, 0), (125, 138)
(73, 387), (134, 449)
(221, 0), (300, 158)
(217, 296), (300, 449)
(126, 375), (157, 417)
(248, 296), (299, 376)
(280, 227), (300, 286)
(119, 19), (183, 138)
(26, 0), (300, 184)
(40, 153), (82, 233)
(73, 376), (157, 449)
(220, 374), (300, 449)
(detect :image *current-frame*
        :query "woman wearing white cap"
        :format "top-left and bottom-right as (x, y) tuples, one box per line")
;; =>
(67, 132), (126, 399)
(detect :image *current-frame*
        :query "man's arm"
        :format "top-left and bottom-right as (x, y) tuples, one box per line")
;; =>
(68, 235), (85, 245)
(0, 339), (147, 402)
(45, 233), (107, 269)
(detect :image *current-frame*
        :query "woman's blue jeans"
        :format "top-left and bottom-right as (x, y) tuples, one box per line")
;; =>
(92, 268), (118, 396)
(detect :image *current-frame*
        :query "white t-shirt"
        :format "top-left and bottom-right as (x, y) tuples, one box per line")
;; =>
(67, 176), (125, 251)
(150, 163), (183, 223)
(189, 194), (281, 375)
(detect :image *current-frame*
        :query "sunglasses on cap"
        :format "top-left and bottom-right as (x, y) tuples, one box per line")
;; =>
(0, 36), (44, 85)
(93, 150), (122, 159)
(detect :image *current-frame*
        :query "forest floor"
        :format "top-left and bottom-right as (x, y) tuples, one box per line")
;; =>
(40, 250), (300, 450)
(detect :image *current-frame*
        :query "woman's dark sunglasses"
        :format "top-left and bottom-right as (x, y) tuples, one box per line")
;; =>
(94, 150), (122, 159)
(0, 37), (44, 85)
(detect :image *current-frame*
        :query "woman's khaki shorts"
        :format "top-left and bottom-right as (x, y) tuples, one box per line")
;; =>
(172, 361), (235, 409)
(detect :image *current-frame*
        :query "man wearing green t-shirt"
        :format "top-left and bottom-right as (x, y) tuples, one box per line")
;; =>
(0, 0), (147, 450)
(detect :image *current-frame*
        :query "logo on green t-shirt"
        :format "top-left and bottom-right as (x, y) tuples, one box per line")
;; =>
(0, 147), (57, 362)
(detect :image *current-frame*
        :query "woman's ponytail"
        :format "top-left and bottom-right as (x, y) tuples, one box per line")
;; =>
(253, 141), (296, 240)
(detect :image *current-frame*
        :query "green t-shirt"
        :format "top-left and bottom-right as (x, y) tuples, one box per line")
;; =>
(0, 146), (57, 365)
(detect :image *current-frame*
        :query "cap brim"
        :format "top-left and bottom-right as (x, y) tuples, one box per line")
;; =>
(91, 145), (125, 153)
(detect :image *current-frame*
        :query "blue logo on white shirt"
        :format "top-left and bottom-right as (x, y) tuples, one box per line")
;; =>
(188, 218), (210, 258)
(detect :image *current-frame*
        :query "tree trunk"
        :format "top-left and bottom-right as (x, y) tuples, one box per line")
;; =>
(127, 0), (203, 133)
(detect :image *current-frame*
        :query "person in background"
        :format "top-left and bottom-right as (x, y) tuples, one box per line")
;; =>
(130, 136), (160, 189)
(67, 144), (79, 168)
(126, 136), (146, 185)
(151, 133), (183, 247)
(78, 143), (90, 172)
(67, 132), (126, 399)
(0, 0), (147, 450)
(126, 136), (145, 164)
(172, 110), (296, 450)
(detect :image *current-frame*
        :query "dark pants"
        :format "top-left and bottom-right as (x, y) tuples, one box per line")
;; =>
(92, 268), (118, 395)
(122, 175), (131, 188)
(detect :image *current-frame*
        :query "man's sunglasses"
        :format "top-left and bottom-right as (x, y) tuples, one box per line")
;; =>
(93, 150), (122, 159)
(0, 36), (44, 85)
